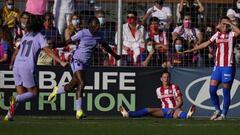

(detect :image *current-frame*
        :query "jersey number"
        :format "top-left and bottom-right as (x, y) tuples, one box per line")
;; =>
(20, 40), (33, 57)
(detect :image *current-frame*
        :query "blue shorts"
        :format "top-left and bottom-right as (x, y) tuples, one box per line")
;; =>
(211, 66), (235, 83)
(161, 108), (173, 119)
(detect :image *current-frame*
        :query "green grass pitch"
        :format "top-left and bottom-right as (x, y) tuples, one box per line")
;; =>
(1, 116), (240, 135)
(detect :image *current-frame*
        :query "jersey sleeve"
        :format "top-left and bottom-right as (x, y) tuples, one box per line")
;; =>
(156, 87), (161, 99)
(209, 32), (218, 43)
(39, 34), (48, 49)
(71, 30), (83, 42)
(172, 84), (182, 97)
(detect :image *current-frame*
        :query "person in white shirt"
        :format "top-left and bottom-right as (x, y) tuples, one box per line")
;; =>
(143, 0), (172, 30)
(53, 0), (75, 35)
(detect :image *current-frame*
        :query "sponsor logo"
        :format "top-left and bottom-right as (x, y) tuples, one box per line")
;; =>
(185, 76), (240, 110)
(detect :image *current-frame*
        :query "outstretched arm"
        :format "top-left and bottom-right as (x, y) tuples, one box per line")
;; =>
(184, 40), (211, 53)
(43, 47), (67, 67)
(101, 42), (121, 60)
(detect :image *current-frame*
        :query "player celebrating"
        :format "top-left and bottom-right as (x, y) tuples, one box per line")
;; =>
(48, 17), (121, 119)
(4, 14), (67, 121)
(120, 70), (195, 119)
(183, 16), (240, 120)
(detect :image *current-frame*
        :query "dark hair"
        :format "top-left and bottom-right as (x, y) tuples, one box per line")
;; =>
(20, 11), (30, 18)
(173, 37), (185, 45)
(149, 17), (160, 24)
(44, 12), (54, 20)
(160, 69), (170, 78)
(220, 16), (230, 22)
(27, 14), (44, 33)
(88, 17), (100, 26)
(127, 10), (137, 17)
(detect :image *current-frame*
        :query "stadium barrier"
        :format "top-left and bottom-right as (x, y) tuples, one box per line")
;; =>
(1, 65), (240, 117)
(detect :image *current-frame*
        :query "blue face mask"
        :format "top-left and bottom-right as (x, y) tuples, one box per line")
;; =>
(7, 4), (14, 10)
(175, 44), (183, 52)
(72, 19), (80, 26)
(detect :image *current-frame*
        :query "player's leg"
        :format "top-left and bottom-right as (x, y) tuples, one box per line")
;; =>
(173, 105), (196, 119)
(215, 67), (235, 120)
(75, 70), (86, 119)
(209, 67), (221, 120)
(48, 61), (81, 102)
(4, 86), (26, 121)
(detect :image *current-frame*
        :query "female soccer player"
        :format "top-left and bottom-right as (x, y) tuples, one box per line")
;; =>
(4, 14), (67, 121)
(183, 16), (240, 120)
(48, 17), (121, 119)
(120, 70), (195, 119)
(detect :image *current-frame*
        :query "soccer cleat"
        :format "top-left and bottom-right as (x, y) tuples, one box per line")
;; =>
(210, 111), (221, 120)
(76, 110), (84, 120)
(9, 96), (16, 117)
(187, 105), (196, 118)
(48, 86), (58, 102)
(119, 105), (129, 118)
(3, 114), (13, 122)
(214, 114), (226, 121)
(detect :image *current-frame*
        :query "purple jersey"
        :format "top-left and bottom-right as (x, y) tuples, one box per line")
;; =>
(14, 32), (48, 68)
(71, 29), (103, 64)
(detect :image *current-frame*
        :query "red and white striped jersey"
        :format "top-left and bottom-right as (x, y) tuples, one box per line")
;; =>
(209, 31), (235, 67)
(156, 84), (182, 108)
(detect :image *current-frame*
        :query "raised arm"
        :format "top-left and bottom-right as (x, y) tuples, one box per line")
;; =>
(197, 0), (204, 13)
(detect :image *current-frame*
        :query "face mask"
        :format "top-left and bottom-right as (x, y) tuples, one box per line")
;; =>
(21, 23), (26, 28)
(127, 18), (136, 24)
(237, 3), (240, 9)
(72, 19), (80, 26)
(175, 44), (183, 52)
(43, 22), (49, 29)
(7, 5), (13, 10)
(147, 45), (153, 52)
(183, 20), (191, 28)
(98, 17), (105, 26)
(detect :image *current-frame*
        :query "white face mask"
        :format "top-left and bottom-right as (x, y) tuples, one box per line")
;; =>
(147, 45), (153, 52)
(72, 19), (80, 26)
(98, 17), (105, 26)
(7, 5), (13, 10)
(175, 44), (183, 52)
(21, 23), (26, 28)
(237, 3), (240, 9)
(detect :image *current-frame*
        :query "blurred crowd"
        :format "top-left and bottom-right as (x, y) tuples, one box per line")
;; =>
(1, 0), (240, 68)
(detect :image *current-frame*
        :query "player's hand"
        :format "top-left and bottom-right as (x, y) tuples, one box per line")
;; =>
(183, 49), (193, 54)
(60, 62), (68, 67)
(114, 55), (122, 61)
(9, 65), (13, 70)
(167, 109), (175, 115)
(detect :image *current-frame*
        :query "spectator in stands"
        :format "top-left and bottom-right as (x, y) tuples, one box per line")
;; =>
(226, 0), (240, 24)
(41, 12), (61, 47)
(171, 37), (187, 66)
(53, 0), (75, 35)
(172, 15), (203, 66)
(143, 0), (172, 30)
(14, 12), (29, 49)
(141, 39), (156, 67)
(147, 17), (169, 68)
(65, 13), (83, 42)
(179, 0), (204, 27)
(37, 40), (58, 66)
(25, 0), (48, 16)
(0, 0), (20, 52)
(115, 10), (146, 66)
(0, 28), (9, 64)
